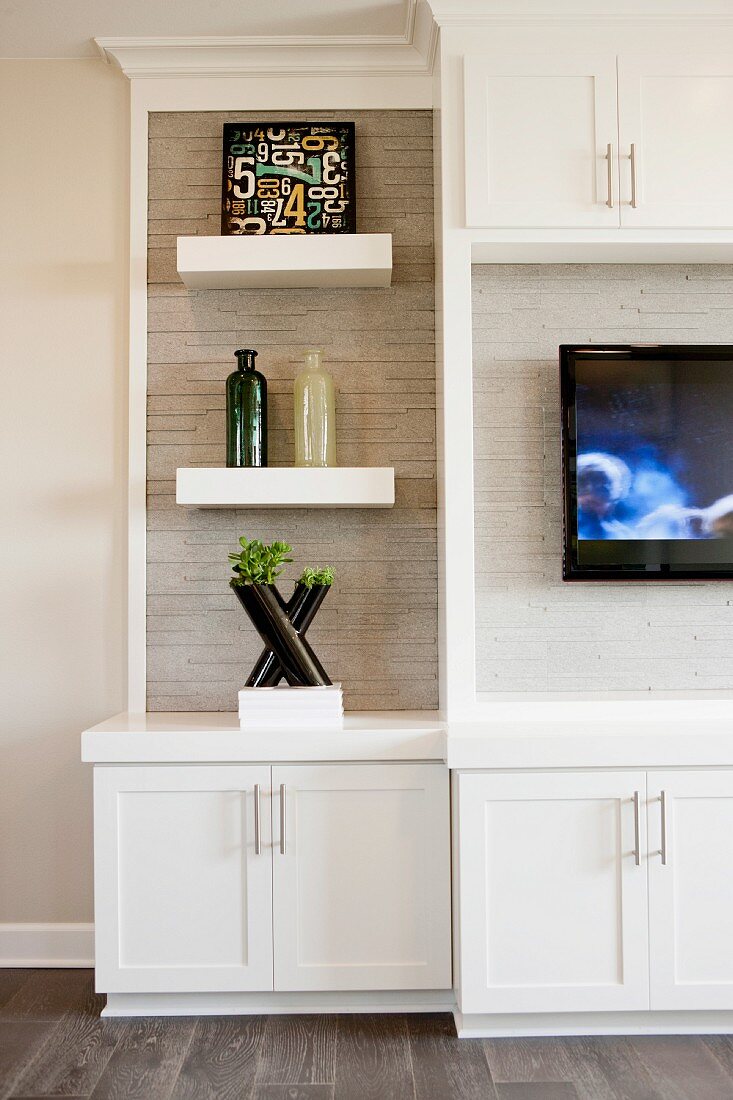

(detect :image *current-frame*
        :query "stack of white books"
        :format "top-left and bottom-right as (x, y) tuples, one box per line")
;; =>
(238, 684), (344, 730)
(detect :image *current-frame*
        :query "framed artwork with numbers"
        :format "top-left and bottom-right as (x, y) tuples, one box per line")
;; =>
(221, 122), (356, 235)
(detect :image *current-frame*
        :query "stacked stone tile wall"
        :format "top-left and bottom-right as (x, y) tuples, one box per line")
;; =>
(473, 264), (733, 693)
(147, 110), (436, 711)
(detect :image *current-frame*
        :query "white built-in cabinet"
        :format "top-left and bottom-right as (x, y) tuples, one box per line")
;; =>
(617, 46), (733, 228)
(94, 762), (451, 995)
(464, 43), (733, 229)
(648, 771), (733, 1010)
(272, 764), (450, 991)
(94, 765), (273, 994)
(457, 771), (650, 1015)
(457, 769), (733, 1016)
(464, 50), (620, 228)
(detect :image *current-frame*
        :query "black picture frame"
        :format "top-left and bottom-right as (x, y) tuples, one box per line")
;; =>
(561, 343), (733, 581)
(221, 121), (356, 236)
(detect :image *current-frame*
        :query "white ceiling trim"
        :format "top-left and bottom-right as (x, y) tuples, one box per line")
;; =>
(93, 42), (433, 78)
(431, 13), (733, 26)
(95, 0), (439, 79)
(427, 0), (733, 25)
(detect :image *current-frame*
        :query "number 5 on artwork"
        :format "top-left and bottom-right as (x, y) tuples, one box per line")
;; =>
(233, 156), (255, 199)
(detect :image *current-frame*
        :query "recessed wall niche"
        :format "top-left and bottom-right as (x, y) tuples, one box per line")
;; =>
(146, 110), (437, 712)
(472, 263), (733, 694)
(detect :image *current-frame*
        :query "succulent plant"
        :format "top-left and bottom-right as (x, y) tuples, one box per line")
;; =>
(299, 566), (335, 588)
(229, 537), (293, 586)
(229, 538), (335, 589)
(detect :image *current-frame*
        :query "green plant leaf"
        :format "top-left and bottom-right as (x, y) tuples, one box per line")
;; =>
(229, 535), (297, 586)
(300, 565), (335, 588)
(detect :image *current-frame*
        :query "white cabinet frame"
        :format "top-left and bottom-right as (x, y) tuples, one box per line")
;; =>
(436, 19), (733, 723)
(122, 75), (432, 712)
(119, 23), (733, 725)
(456, 767), (733, 1023)
(648, 771), (733, 1011)
(463, 37), (733, 232)
(457, 771), (650, 1015)
(618, 45), (733, 227)
(94, 764), (273, 993)
(94, 762), (451, 997)
(464, 49), (620, 228)
(272, 764), (451, 991)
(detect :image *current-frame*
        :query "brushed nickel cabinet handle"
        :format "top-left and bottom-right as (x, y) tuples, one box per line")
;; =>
(660, 790), (668, 866)
(605, 143), (614, 208)
(630, 143), (638, 208)
(633, 790), (641, 866)
(280, 783), (286, 855)
(254, 783), (261, 856)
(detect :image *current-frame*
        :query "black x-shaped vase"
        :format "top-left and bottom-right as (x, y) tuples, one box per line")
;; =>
(232, 582), (332, 687)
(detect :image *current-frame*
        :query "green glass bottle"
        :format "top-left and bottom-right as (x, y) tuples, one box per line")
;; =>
(226, 348), (268, 468)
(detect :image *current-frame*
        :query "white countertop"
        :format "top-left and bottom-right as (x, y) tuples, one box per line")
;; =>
(446, 696), (733, 769)
(81, 711), (447, 764)
(82, 697), (733, 769)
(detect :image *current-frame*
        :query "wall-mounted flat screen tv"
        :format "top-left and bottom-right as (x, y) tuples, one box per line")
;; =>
(561, 345), (733, 580)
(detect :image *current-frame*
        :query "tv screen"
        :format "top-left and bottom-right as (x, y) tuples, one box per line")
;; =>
(561, 345), (733, 580)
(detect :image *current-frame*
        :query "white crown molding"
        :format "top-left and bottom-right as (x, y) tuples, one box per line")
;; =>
(413, 1), (440, 74)
(94, 41), (431, 79)
(403, 0), (419, 42)
(95, 0), (439, 79)
(427, 0), (733, 26)
(433, 14), (733, 27)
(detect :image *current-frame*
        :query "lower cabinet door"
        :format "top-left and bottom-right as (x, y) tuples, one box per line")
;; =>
(271, 763), (451, 991)
(457, 771), (650, 1015)
(648, 771), (733, 1010)
(94, 765), (273, 993)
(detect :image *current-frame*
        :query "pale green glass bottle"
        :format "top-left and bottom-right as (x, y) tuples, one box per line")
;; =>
(293, 348), (337, 467)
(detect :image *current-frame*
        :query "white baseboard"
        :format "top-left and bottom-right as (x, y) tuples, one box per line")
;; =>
(102, 989), (455, 1018)
(454, 1009), (733, 1038)
(0, 923), (94, 967)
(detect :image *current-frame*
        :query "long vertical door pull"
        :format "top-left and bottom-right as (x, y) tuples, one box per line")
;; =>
(605, 143), (614, 208)
(629, 144), (638, 208)
(660, 790), (668, 866)
(254, 783), (261, 855)
(280, 783), (287, 855)
(632, 790), (641, 866)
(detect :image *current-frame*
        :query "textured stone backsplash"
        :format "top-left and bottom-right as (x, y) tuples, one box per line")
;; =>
(473, 263), (733, 693)
(146, 110), (436, 712)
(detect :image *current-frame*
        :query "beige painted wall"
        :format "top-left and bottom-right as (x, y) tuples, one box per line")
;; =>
(0, 60), (128, 922)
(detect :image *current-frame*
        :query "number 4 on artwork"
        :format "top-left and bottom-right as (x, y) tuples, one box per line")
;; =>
(283, 184), (306, 227)
(267, 188), (305, 228)
(256, 158), (322, 186)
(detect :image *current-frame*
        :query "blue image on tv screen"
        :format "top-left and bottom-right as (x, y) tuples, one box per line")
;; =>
(575, 360), (733, 541)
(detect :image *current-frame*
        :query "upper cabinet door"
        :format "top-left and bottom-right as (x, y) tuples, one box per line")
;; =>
(94, 764), (274, 994)
(457, 771), (650, 1015)
(271, 763), (451, 992)
(618, 46), (733, 227)
(648, 771), (733, 1010)
(464, 50), (620, 228)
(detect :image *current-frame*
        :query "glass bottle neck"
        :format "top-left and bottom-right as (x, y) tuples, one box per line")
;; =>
(235, 350), (258, 372)
(304, 349), (323, 372)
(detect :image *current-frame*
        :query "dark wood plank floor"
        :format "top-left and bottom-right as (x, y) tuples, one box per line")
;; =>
(2, 971), (733, 1100)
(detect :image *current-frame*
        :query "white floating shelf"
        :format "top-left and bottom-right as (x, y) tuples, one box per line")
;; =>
(176, 233), (392, 290)
(176, 467), (395, 509)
